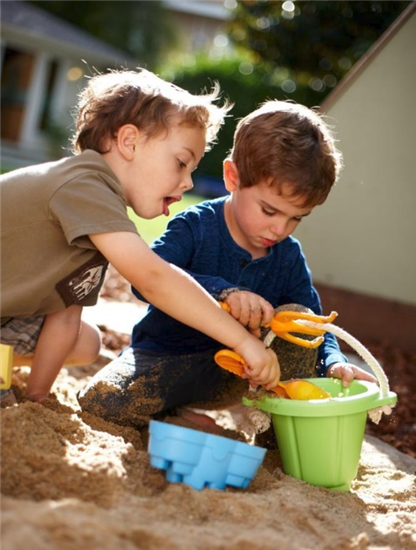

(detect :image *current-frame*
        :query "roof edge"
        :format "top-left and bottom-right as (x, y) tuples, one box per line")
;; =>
(321, 2), (416, 111)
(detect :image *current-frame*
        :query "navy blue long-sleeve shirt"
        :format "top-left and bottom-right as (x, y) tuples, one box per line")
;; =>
(131, 197), (347, 374)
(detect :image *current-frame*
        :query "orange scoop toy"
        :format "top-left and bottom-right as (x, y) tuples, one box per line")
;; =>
(215, 303), (337, 400)
(214, 349), (330, 400)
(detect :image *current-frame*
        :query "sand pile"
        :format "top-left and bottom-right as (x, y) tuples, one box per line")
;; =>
(1, 365), (415, 550)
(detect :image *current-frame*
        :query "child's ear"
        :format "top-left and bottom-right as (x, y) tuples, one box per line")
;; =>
(116, 124), (140, 159)
(223, 159), (240, 192)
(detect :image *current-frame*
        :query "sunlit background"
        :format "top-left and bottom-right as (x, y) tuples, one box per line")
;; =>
(1, 0), (415, 347)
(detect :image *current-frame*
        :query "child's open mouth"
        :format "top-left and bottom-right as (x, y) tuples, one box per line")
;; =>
(163, 196), (181, 216)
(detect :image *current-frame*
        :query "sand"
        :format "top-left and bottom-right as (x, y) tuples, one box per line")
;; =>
(1, 364), (415, 550)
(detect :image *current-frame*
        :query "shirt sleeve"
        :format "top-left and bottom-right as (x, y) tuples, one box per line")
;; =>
(132, 214), (243, 301)
(280, 240), (348, 375)
(49, 173), (138, 246)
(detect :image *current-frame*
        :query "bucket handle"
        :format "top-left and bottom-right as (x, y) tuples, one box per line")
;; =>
(292, 321), (396, 424)
(297, 321), (390, 398)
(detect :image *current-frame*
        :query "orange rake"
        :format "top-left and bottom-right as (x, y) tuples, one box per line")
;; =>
(219, 302), (338, 349)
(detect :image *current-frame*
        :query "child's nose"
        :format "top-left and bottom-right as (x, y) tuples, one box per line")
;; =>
(271, 218), (288, 237)
(182, 175), (194, 192)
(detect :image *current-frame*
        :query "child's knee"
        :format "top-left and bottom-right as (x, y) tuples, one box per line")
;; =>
(84, 322), (102, 359)
(72, 321), (102, 365)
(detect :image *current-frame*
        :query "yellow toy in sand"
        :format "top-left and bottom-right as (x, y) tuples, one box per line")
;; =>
(0, 344), (13, 390)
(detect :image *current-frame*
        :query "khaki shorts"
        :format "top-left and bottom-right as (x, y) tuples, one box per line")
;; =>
(0, 316), (45, 356)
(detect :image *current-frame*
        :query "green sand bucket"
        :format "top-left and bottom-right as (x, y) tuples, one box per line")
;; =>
(243, 378), (397, 491)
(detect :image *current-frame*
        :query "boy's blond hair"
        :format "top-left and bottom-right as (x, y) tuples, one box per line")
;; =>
(230, 100), (343, 207)
(72, 69), (230, 154)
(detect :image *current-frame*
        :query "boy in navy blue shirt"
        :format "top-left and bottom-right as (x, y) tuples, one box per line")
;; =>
(79, 100), (376, 428)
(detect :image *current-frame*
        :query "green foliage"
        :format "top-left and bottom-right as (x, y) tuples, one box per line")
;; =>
(228, 1), (412, 87)
(28, 0), (177, 69)
(159, 1), (410, 182)
(29, 0), (411, 185)
(42, 118), (72, 158)
(160, 54), (324, 181)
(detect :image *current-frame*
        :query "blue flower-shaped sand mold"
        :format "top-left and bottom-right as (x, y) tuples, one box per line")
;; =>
(148, 420), (266, 491)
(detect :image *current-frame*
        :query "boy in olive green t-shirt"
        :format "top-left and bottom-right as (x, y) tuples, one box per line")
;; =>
(0, 69), (280, 403)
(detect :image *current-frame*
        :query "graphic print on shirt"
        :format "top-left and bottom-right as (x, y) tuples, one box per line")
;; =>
(55, 252), (108, 307)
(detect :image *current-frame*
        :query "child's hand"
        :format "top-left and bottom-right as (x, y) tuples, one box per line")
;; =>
(235, 336), (281, 389)
(224, 291), (275, 337)
(327, 362), (378, 388)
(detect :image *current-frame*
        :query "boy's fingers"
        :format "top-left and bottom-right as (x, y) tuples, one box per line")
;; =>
(353, 367), (378, 384)
(226, 292), (274, 331)
(230, 300), (251, 328)
(261, 302), (275, 326)
(228, 301), (242, 321)
(245, 366), (278, 388)
(265, 371), (281, 389)
(338, 366), (355, 387)
(240, 303), (253, 328)
(247, 301), (275, 332)
(248, 307), (263, 331)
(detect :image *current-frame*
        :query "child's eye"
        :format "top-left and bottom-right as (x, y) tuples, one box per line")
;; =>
(178, 159), (187, 169)
(261, 208), (275, 217)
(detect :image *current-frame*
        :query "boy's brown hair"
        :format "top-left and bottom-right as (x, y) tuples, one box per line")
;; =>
(72, 68), (230, 154)
(229, 100), (343, 207)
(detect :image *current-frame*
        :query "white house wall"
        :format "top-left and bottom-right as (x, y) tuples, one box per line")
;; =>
(19, 51), (49, 148)
(295, 10), (416, 306)
(1, 2), (135, 166)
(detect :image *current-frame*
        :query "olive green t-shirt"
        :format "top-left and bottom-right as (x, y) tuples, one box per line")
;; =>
(0, 150), (138, 321)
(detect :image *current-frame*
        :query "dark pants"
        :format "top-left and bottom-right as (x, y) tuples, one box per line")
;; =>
(78, 347), (247, 428)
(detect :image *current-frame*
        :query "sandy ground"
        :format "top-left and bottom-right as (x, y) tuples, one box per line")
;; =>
(1, 361), (415, 550)
(2, 268), (415, 550)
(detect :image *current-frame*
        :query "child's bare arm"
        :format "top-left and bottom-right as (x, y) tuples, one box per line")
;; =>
(26, 305), (83, 401)
(90, 231), (281, 388)
(327, 362), (378, 387)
